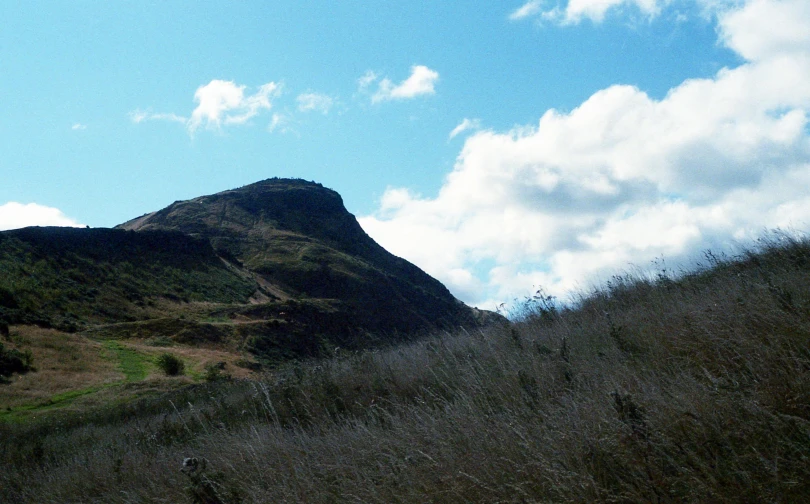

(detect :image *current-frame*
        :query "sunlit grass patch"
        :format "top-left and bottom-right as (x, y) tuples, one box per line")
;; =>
(0, 327), (119, 411)
(103, 340), (150, 382)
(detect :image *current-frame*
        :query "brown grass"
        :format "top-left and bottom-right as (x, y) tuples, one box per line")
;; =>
(0, 327), (261, 416)
(1, 232), (809, 503)
(125, 339), (260, 381)
(0, 326), (118, 409)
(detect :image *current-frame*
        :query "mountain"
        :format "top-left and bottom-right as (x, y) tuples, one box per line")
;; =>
(1, 179), (500, 361)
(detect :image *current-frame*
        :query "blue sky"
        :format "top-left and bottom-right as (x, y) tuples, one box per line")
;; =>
(2, 1), (810, 309)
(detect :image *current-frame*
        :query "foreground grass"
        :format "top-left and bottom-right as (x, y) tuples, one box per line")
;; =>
(2, 232), (809, 503)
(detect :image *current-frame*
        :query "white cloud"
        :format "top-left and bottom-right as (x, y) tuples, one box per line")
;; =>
(132, 79), (280, 135)
(361, 0), (810, 309)
(449, 118), (482, 140)
(188, 80), (280, 133)
(509, 1), (544, 20)
(297, 92), (334, 114)
(0, 202), (84, 231)
(268, 112), (296, 135)
(71, 123), (87, 130)
(511, 0), (666, 24)
(370, 65), (440, 104)
(358, 70), (379, 90)
(128, 109), (187, 124)
(718, 0), (810, 61)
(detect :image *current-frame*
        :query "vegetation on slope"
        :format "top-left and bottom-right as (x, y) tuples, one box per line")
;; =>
(1, 231), (808, 503)
(0, 342), (34, 381)
(0, 227), (256, 331)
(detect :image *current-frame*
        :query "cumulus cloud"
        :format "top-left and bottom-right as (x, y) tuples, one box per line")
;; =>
(718, 0), (810, 61)
(131, 79), (280, 135)
(297, 92), (334, 114)
(188, 80), (280, 133)
(361, 0), (810, 309)
(511, 0), (665, 24)
(0, 202), (84, 231)
(367, 65), (440, 104)
(449, 118), (482, 140)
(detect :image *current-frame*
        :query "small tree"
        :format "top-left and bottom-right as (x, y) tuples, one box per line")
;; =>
(156, 353), (185, 376)
(0, 321), (9, 340)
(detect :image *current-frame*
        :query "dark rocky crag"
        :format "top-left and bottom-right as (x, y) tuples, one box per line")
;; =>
(1, 178), (501, 361)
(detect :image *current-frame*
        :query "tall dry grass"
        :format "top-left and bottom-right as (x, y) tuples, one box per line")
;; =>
(1, 232), (809, 503)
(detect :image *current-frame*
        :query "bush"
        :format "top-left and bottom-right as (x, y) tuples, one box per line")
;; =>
(0, 342), (34, 378)
(203, 361), (230, 382)
(0, 287), (17, 308)
(235, 358), (262, 372)
(155, 353), (184, 376)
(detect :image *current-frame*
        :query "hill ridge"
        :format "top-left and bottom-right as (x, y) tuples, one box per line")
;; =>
(1, 178), (501, 361)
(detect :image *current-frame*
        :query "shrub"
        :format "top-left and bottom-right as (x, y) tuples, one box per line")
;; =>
(0, 287), (17, 308)
(0, 342), (34, 378)
(235, 358), (262, 372)
(155, 353), (184, 376)
(203, 361), (230, 382)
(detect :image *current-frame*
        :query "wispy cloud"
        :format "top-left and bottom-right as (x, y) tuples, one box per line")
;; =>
(358, 70), (378, 90)
(297, 92), (334, 114)
(510, 0), (666, 24)
(509, 0), (544, 21)
(268, 112), (297, 135)
(128, 109), (187, 124)
(71, 123), (87, 131)
(449, 118), (482, 140)
(364, 65), (440, 104)
(0, 202), (84, 231)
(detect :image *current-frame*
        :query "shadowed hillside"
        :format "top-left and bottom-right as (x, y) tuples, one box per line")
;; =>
(0, 179), (498, 364)
(116, 178), (490, 338)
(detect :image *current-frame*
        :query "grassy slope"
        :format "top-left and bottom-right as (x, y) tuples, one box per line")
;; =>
(0, 326), (262, 421)
(0, 227), (257, 330)
(2, 233), (809, 502)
